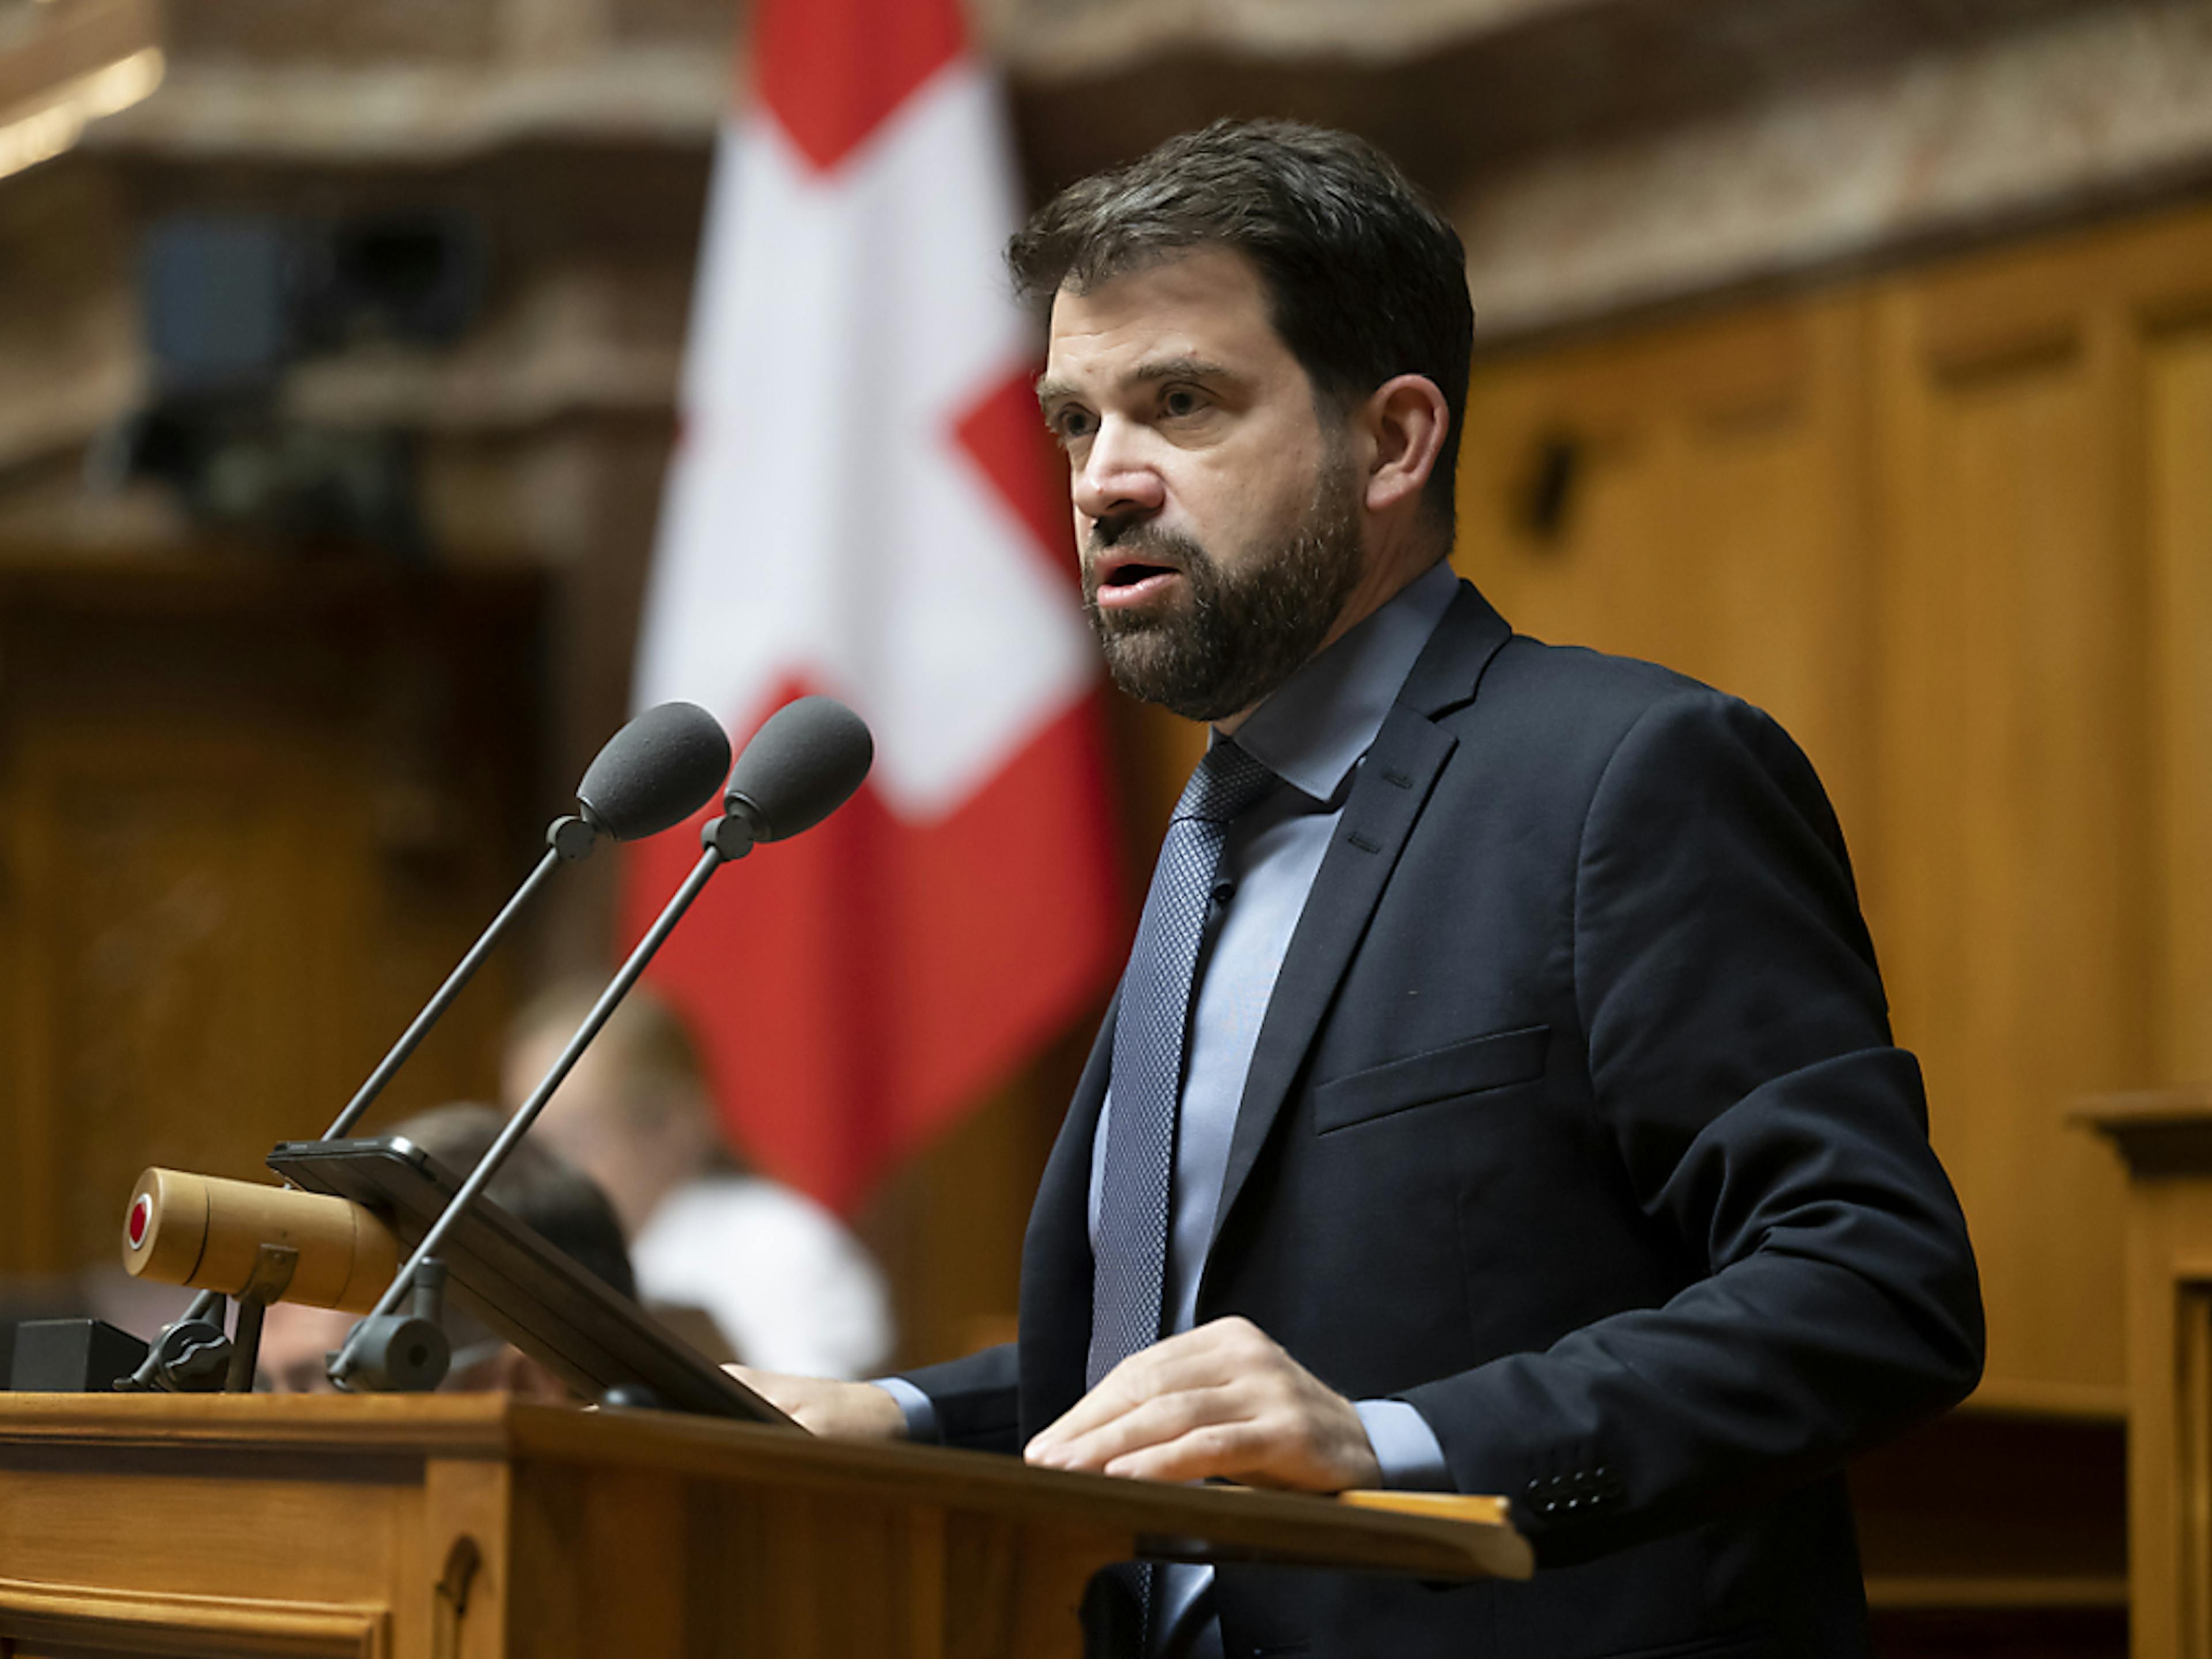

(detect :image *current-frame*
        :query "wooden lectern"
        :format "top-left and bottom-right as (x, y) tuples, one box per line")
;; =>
(0, 1393), (1527, 1658)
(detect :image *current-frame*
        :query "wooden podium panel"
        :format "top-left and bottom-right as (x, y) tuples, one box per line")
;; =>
(0, 1394), (1527, 1658)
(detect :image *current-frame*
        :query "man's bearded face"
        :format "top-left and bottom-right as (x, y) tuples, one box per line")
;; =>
(1079, 437), (1363, 724)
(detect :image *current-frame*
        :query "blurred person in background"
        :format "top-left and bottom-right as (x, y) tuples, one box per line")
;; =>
(257, 1101), (634, 1399)
(503, 978), (892, 1379)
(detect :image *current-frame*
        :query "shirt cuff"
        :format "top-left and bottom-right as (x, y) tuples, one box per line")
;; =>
(1355, 1398), (1452, 1491)
(871, 1376), (941, 1444)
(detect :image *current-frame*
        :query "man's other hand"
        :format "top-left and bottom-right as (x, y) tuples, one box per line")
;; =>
(1022, 1316), (1382, 1491)
(726, 1366), (908, 1438)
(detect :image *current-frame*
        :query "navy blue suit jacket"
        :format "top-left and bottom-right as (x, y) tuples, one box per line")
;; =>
(906, 579), (1983, 1658)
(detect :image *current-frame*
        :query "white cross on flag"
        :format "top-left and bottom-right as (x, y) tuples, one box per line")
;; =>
(624, 0), (1125, 1213)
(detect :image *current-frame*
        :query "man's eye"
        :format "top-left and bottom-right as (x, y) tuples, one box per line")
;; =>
(1050, 409), (1096, 444)
(1162, 388), (1205, 418)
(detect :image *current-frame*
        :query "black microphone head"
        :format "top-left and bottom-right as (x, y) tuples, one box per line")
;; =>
(724, 695), (874, 843)
(576, 702), (733, 841)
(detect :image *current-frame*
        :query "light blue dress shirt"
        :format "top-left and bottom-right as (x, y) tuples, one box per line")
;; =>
(885, 559), (1463, 1652)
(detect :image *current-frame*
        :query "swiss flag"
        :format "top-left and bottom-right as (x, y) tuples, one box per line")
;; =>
(624, 0), (1124, 1213)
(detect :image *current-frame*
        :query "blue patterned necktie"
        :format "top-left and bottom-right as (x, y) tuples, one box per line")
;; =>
(1089, 738), (1280, 1389)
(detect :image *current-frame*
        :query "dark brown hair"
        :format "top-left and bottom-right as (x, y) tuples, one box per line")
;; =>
(1009, 119), (1474, 529)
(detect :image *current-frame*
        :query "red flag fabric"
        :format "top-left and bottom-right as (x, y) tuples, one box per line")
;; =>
(625, 0), (1124, 1213)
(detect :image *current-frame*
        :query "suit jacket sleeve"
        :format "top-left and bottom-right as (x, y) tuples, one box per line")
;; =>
(894, 1342), (1021, 1455)
(1399, 688), (1984, 1565)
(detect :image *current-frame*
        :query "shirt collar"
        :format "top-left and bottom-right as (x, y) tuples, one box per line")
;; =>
(1225, 558), (1460, 806)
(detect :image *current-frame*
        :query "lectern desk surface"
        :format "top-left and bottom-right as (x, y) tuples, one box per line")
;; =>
(0, 1392), (1527, 1659)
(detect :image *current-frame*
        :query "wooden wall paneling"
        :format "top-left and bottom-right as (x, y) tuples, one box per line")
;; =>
(325, 581), (551, 1138)
(2145, 304), (2212, 1084)
(6, 722), (336, 1276)
(1868, 238), (2150, 1415)
(2081, 207), (2212, 1105)
(1452, 292), (1877, 842)
(0, 566), (544, 1277)
(0, 593), (357, 1274)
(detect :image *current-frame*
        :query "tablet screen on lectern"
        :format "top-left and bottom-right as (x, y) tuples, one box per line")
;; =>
(268, 1136), (797, 1427)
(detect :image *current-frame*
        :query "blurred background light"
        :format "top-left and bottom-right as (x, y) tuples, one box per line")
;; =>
(0, 0), (161, 183)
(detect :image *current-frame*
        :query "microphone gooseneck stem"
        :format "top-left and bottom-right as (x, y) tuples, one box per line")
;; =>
(329, 840), (727, 1387)
(319, 836), (573, 1142)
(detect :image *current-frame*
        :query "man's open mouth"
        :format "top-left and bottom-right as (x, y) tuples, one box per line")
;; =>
(1092, 560), (1183, 610)
(1100, 561), (1178, 589)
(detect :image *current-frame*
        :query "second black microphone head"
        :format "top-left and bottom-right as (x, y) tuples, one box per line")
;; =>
(577, 702), (733, 842)
(724, 695), (874, 843)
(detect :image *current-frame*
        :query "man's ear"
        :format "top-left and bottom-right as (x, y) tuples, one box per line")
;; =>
(1359, 374), (1450, 516)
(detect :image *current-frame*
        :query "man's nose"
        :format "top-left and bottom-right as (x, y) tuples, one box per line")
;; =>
(1071, 419), (1165, 524)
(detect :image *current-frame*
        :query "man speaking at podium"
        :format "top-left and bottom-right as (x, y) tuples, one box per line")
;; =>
(738, 120), (1984, 1657)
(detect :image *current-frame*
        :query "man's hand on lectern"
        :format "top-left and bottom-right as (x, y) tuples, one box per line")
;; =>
(1022, 1316), (1382, 1493)
(725, 1366), (910, 1438)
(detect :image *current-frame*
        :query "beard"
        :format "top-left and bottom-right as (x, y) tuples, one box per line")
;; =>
(1080, 450), (1364, 725)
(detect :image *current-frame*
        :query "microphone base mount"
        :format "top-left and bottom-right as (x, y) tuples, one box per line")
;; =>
(143, 1315), (232, 1393)
(332, 1255), (453, 1394)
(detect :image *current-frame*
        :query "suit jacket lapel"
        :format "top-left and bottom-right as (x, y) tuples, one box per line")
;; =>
(1205, 581), (1513, 1266)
